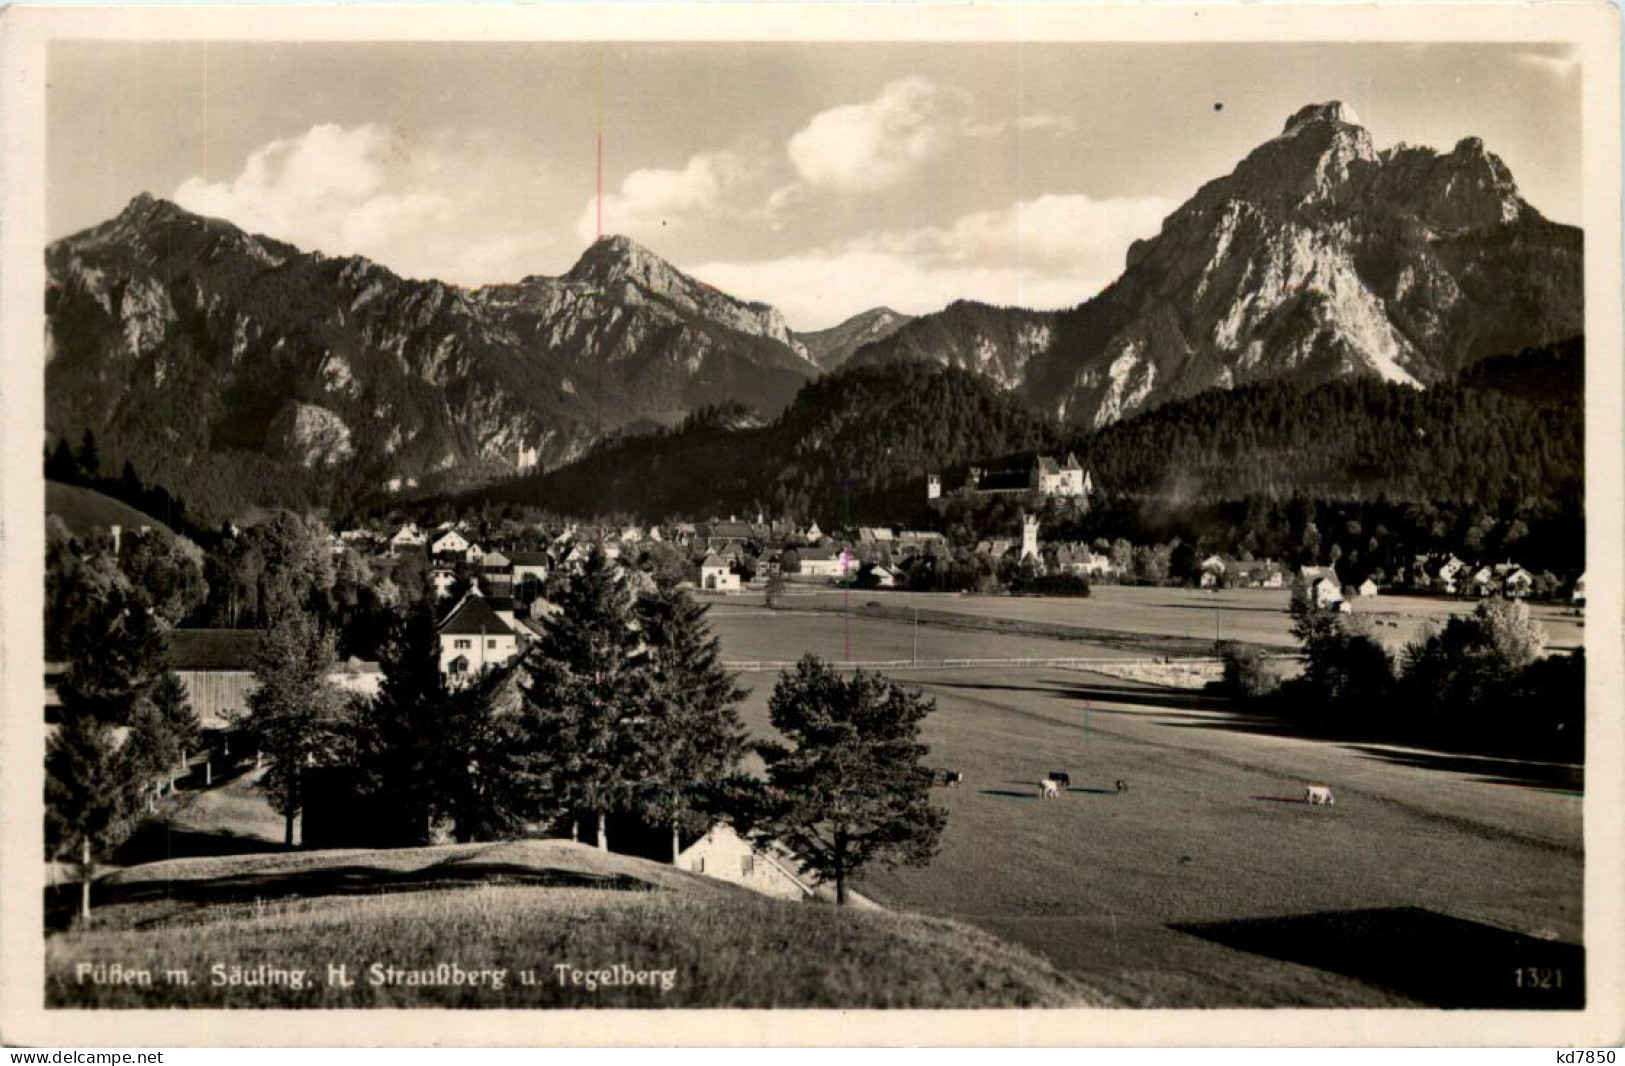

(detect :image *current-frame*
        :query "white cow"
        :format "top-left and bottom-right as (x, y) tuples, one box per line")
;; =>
(1305, 785), (1335, 806)
(1040, 778), (1061, 800)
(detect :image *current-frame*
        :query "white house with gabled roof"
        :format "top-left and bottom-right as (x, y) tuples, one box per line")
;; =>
(430, 529), (470, 558)
(700, 553), (740, 592)
(436, 589), (518, 681)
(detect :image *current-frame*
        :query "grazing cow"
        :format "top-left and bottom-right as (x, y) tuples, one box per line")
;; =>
(929, 768), (964, 788)
(1115, 779), (1129, 793)
(1305, 785), (1335, 806)
(1040, 778), (1061, 800)
(1048, 771), (1071, 789)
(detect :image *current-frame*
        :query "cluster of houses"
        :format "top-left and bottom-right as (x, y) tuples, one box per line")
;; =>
(1403, 554), (1581, 601)
(1201, 552), (1585, 608)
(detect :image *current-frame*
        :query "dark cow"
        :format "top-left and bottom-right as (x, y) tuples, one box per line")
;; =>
(1048, 771), (1071, 789)
(1115, 779), (1129, 793)
(929, 768), (964, 788)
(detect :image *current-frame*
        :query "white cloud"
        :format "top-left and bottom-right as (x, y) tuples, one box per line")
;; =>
(176, 124), (452, 260)
(579, 149), (761, 243)
(787, 77), (971, 192)
(174, 123), (559, 286)
(1512, 51), (1580, 79)
(692, 193), (1174, 330)
(857, 193), (1176, 268)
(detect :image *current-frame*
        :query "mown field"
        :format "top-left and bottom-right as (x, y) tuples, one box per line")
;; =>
(706, 604), (1146, 667)
(716, 610), (1586, 1009)
(48, 841), (1105, 1009)
(749, 585), (1583, 653)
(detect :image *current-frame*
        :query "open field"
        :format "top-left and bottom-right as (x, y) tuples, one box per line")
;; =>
(720, 611), (1585, 1008)
(58, 593), (1584, 1009)
(48, 841), (1101, 1009)
(746, 585), (1583, 653)
(706, 604), (1149, 667)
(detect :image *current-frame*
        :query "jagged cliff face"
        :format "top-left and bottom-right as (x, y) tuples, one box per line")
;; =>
(856, 102), (1583, 427)
(45, 198), (817, 503)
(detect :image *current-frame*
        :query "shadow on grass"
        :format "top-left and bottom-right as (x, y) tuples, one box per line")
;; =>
(1172, 907), (1583, 1009)
(979, 790), (1038, 800)
(1066, 787), (1119, 795)
(113, 823), (284, 867)
(931, 674), (1584, 792)
(1041, 681), (1584, 792)
(1150, 600), (1288, 616)
(48, 855), (657, 931)
(1341, 746), (1583, 794)
(933, 677), (1234, 715)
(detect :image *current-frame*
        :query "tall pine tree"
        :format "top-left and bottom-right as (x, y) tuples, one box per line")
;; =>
(518, 547), (649, 852)
(751, 655), (947, 904)
(634, 582), (749, 862)
(241, 612), (343, 846)
(354, 604), (523, 844)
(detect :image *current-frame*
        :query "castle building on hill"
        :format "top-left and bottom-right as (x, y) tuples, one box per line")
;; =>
(929, 453), (1095, 504)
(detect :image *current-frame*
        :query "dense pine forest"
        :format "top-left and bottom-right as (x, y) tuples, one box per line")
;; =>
(464, 361), (1052, 524)
(1071, 338), (1583, 502)
(453, 339), (1583, 571)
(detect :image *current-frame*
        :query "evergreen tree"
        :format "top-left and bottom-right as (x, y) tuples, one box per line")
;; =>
(518, 547), (650, 851)
(354, 604), (523, 844)
(241, 612), (344, 847)
(46, 438), (79, 483)
(77, 428), (100, 479)
(56, 585), (168, 725)
(45, 695), (136, 864)
(634, 583), (749, 862)
(750, 655), (947, 905)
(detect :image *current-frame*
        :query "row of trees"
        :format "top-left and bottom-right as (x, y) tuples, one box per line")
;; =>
(1218, 592), (1584, 759)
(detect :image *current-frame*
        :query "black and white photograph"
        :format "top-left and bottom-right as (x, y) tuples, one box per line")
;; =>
(0, 2), (1620, 1047)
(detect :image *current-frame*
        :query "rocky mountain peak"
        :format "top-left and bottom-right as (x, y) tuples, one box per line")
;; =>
(856, 100), (1580, 431)
(560, 233), (810, 360)
(565, 233), (685, 294)
(1282, 100), (1363, 135)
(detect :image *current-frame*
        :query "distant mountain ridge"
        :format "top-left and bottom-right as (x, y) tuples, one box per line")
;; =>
(852, 101), (1583, 427)
(45, 198), (823, 519)
(794, 307), (914, 370)
(43, 101), (1584, 522)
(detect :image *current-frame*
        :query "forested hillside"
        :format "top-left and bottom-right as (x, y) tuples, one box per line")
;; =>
(459, 338), (1581, 539)
(464, 362), (1050, 523)
(1072, 337), (1583, 503)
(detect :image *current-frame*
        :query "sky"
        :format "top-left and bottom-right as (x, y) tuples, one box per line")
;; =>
(48, 41), (1582, 330)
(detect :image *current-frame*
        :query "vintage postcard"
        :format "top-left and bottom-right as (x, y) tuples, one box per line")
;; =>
(0, 2), (1620, 1048)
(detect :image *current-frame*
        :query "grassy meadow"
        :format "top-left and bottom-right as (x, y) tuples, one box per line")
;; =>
(756, 585), (1584, 653)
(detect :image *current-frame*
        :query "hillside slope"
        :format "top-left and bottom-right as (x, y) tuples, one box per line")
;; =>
(49, 840), (1106, 1008)
(794, 306), (914, 370)
(45, 480), (174, 539)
